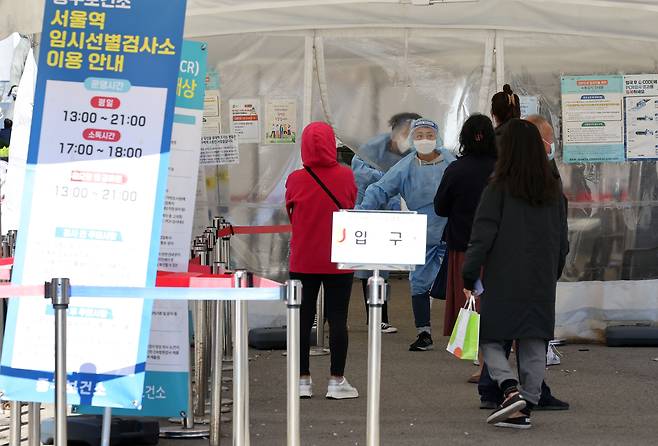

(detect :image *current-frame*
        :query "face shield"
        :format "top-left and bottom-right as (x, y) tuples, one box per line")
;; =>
(355, 119), (416, 172)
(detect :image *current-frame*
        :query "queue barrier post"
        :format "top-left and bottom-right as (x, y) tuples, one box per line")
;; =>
(309, 285), (329, 356)
(232, 270), (250, 446)
(9, 401), (21, 446)
(285, 280), (303, 446)
(27, 402), (41, 446)
(209, 295), (225, 445)
(366, 270), (385, 446)
(46, 277), (71, 446)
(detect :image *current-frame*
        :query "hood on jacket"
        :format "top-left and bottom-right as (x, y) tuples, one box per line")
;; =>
(301, 122), (338, 168)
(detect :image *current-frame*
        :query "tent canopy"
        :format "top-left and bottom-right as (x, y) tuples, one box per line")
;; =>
(3, 0), (658, 42)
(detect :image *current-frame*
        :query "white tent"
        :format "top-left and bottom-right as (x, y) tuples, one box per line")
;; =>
(3, 0), (658, 339)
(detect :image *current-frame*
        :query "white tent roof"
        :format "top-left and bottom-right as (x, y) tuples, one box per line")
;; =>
(3, 0), (658, 42)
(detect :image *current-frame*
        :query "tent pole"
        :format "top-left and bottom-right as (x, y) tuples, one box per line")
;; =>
(495, 30), (505, 91)
(478, 30), (495, 114)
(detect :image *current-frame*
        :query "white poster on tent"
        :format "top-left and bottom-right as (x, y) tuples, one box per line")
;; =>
(264, 98), (297, 144)
(2, 49), (36, 235)
(561, 75), (625, 163)
(624, 75), (658, 160)
(200, 134), (239, 166)
(230, 98), (260, 143)
(519, 96), (539, 118)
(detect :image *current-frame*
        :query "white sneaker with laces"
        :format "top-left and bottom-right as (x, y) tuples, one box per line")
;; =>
(381, 323), (398, 334)
(299, 377), (313, 398)
(325, 377), (359, 399)
(546, 343), (561, 366)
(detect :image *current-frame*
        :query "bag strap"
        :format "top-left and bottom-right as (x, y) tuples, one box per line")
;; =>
(304, 166), (343, 210)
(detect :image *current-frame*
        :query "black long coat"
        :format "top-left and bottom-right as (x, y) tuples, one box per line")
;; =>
(462, 184), (569, 341)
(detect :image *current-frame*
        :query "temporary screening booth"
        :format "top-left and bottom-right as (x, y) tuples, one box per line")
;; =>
(4, 0), (658, 340)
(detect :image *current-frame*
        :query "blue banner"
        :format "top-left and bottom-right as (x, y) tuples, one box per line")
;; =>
(0, 0), (188, 409)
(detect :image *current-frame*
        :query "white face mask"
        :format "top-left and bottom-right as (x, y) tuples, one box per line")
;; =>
(414, 139), (436, 155)
(396, 137), (411, 154)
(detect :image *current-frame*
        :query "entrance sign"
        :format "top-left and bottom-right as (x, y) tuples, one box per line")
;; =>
(331, 210), (427, 270)
(0, 0), (187, 409)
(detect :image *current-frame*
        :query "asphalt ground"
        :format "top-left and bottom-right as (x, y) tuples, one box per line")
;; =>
(160, 278), (658, 446)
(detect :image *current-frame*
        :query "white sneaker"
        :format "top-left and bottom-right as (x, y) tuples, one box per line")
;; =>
(299, 377), (313, 398)
(325, 377), (359, 400)
(546, 343), (561, 366)
(381, 323), (398, 334)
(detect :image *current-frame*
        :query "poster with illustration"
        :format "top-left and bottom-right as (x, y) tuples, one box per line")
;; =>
(265, 98), (297, 144)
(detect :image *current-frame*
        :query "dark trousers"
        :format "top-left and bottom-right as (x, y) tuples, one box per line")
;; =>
(290, 272), (353, 377)
(479, 340), (552, 404)
(361, 279), (389, 324)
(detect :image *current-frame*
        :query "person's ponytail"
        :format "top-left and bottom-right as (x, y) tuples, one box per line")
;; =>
(492, 84), (521, 125)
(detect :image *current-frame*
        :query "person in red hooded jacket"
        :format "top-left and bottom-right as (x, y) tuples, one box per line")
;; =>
(285, 122), (359, 400)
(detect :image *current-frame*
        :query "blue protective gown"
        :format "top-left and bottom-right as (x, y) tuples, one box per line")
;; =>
(357, 133), (408, 172)
(351, 136), (404, 280)
(358, 148), (456, 295)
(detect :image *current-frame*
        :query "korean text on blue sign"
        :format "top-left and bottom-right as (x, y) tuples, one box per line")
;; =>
(0, 0), (188, 409)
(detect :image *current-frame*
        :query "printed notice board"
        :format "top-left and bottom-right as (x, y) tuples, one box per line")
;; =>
(624, 75), (658, 160)
(561, 75), (625, 163)
(79, 40), (206, 417)
(0, 0), (187, 409)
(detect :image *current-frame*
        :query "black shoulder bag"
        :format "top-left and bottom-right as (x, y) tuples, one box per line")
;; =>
(304, 166), (344, 210)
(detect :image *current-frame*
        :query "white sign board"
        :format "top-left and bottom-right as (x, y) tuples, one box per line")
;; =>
(200, 133), (239, 166)
(331, 211), (427, 269)
(624, 75), (658, 160)
(229, 98), (260, 143)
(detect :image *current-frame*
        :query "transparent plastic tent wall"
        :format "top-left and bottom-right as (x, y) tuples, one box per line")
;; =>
(200, 27), (658, 341)
(5, 0), (658, 340)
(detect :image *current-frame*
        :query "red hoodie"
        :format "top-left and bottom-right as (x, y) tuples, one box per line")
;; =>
(285, 122), (357, 274)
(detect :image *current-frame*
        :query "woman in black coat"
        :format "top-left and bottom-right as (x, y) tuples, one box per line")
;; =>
(462, 119), (569, 429)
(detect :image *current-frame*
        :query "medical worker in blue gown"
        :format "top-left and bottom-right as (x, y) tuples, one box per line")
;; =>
(352, 112), (421, 334)
(358, 118), (455, 351)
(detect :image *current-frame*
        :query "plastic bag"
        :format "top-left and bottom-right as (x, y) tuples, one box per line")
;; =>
(446, 295), (480, 360)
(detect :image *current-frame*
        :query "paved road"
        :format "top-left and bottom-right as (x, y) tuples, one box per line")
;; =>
(162, 279), (658, 446)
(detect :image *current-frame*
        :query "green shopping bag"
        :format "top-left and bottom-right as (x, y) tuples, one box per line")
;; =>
(446, 296), (480, 360)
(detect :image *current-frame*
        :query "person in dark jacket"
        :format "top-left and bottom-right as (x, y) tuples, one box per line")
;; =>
(491, 84), (521, 140)
(286, 122), (359, 400)
(478, 92), (569, 413)
(462, 119), (569, 429)
(435, 114), (497, 383)
(0, 119), (12, 148)
(435, 114), (496, 333)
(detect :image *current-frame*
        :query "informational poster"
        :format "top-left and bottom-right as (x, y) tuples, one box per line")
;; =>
(159, 41), (207, 273)
(200, 133), (239, 166)
(561, 75), (625, 163)
(0, 0), (187, 409)
(229, 98), (260, 143)
(142, 40), (206, 417)
(519, 95), (539, 118)
(624, 75), (658, 160)
(265, 98), (297, 144)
